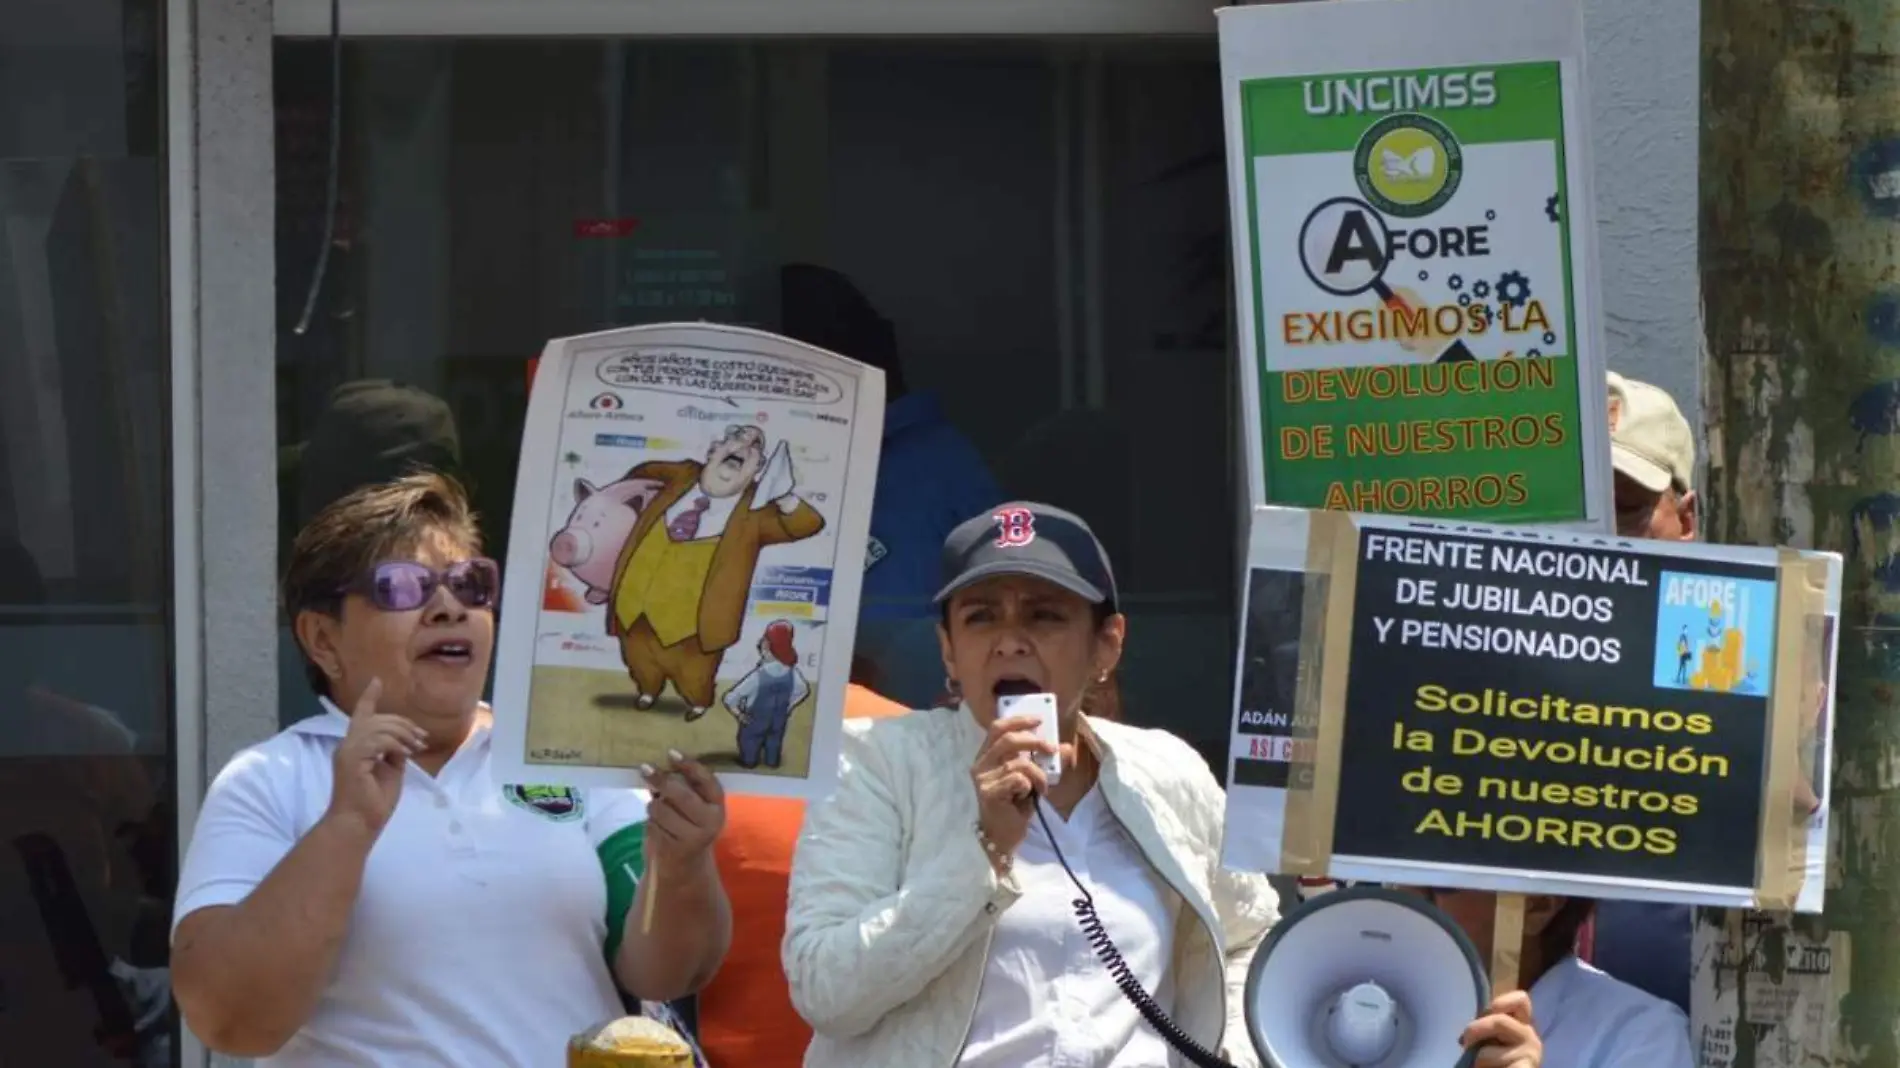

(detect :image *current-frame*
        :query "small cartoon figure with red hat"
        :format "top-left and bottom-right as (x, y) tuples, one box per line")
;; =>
(722, 619), (811, 770)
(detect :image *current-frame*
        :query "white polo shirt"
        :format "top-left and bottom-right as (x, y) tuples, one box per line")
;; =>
(1533, 955), (1694, 1068)
(172, 700), (649, 1067)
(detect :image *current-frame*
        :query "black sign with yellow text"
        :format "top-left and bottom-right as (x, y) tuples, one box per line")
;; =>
(1330, 524), (1779, 888)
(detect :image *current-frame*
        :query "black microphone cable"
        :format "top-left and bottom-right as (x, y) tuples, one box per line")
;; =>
(1031, 799), (1239, 1068)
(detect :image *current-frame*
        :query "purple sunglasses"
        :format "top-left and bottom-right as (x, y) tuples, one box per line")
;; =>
(340, 558), (501, 612)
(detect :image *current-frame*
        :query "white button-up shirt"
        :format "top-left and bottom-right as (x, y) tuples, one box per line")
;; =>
(1533, 955), (1694, 1068)
(173, 700), (648, 1066)
(959, 788), (1184, 1067)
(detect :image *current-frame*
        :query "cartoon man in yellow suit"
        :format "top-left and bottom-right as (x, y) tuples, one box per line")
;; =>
(606, 423), (825, 720)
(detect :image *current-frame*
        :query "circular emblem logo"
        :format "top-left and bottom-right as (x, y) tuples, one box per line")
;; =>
(505, 784), (584, 822)
(1353, 113), (1463, 218)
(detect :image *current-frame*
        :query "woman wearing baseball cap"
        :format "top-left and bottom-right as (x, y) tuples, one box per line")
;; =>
(784, 502), (1279, 1067)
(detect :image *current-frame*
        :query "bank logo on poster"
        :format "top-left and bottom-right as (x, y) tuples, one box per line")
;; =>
(1355, 113), (1463, 217)
(1651, 571), (1776, 696)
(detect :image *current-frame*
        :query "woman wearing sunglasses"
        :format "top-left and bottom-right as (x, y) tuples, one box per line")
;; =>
(170, 473), (731, 1065)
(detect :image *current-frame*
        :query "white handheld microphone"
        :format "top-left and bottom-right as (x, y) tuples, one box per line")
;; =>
(997, 691), (1062, 786)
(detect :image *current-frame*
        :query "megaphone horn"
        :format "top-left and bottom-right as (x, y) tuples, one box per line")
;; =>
(1244, 886), (1487, 1068)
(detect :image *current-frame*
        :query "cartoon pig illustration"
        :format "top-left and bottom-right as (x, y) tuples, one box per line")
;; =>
(550, 476), (661, 604)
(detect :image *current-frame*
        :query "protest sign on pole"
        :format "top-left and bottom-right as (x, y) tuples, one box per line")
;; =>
(492, 323), (884, 799)
(1224, 506), (1841, 913)
(1219, 0), (1610, 530)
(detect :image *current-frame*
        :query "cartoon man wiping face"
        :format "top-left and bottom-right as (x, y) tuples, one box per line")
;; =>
(606, 424), (825, 721)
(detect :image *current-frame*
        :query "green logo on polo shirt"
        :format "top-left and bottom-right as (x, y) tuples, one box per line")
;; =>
(504, 784), (584, 822)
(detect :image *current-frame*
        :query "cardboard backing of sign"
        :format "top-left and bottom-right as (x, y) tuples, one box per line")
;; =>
(1224, 506), (1842, 913)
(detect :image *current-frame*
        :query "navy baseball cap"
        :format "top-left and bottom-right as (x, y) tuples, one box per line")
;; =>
(933, 502), (1119, 612)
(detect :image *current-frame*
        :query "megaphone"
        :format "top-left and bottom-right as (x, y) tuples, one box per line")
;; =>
(1244, 886), (1487, 1068)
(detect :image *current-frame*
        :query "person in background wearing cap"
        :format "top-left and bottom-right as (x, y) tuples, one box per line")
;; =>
(783, 502), (1279, 1067)
(283, 379), (465, 534)
(1582, 372), (1697, 1014)
(1606, 371), (1695, 543)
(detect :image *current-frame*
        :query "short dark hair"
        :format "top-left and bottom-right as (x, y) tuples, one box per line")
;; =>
(282, 472), (483, 697)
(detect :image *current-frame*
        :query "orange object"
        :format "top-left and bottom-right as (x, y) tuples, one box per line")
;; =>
(694, 684), (908, 1067)
(543, 562), (587, 613)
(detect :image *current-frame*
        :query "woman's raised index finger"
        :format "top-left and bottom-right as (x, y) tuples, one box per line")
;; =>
(352, 677), (384, 718)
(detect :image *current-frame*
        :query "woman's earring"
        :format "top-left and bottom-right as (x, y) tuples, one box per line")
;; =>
(1095, 670), (1109, 684)
(945, 676), (962, 699)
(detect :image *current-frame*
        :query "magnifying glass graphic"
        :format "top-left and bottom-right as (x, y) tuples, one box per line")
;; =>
(1297, 195), (1474, 359)
(1297, 195), (1407, 309)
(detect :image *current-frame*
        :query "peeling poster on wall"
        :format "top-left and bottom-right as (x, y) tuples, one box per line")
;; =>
(1690, 913), (1845, 1068)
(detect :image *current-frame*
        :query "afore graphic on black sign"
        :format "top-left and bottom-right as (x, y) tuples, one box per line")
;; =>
(1330, 526), (1774, 889)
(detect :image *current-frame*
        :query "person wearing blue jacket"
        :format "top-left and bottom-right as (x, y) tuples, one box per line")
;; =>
(779, 264), (1006, 707)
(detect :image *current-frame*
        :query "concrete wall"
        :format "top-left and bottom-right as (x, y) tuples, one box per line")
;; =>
(172, 0), (278, 1065)
(1585, 0), (1702, 422)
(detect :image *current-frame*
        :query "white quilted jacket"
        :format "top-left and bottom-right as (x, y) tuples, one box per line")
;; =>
(783, 706), (1280, 1067)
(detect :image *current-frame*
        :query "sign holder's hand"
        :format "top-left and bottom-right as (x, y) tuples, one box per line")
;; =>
(638, 750), (728, 933)
(1461, 895), (1539, 1067)
(1461, 989), (1541, 1068)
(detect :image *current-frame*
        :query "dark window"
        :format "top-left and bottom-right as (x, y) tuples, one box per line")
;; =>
(274, 38), (1239, 770)
(0, 1), (177, 1064)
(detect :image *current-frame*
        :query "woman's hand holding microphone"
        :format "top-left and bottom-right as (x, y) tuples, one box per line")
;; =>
(968, 714), (1071, 876)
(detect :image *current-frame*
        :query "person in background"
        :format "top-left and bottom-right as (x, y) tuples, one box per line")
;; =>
(691, 683), (908, 1067)
(283, 378), (463, 535)
(170, 474), (731, 1064)
(277, 379), (466, 731)
(779, 263), (1006, 707)
(1582, 371), (1697, 1013)
(1422, 889), (1692, 1068)
(784, 502), (1278, 1066)
(1605, 371), (1695, 542)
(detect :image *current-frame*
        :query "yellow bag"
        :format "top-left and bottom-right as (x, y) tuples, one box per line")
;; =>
(567, 1015), (696, 1068)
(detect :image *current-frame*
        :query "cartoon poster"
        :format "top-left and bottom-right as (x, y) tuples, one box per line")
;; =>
(492, 323), (884, 798)
(1218, 0), (1610, 531)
